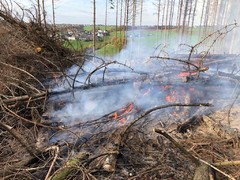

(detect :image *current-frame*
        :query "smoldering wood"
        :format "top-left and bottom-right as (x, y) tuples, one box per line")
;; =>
(177, 115), (203, 133)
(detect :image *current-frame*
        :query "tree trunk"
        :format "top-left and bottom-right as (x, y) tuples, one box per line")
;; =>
(161, 0), (166, 29)
(199, 0), (206, 34)
(157, 0), (161, 31)
(169, 0), (175, 28)
(120, 0), (123, 36)
(164, 0), (170, 43)
(93, 0), (96, 57)
(222, 0), (230, 26)
(52, 0), (56, 32)
(187, 0), (193, 29)
(191, 0), (198, 28)
(177, 0), (184, 31)
(140, 0), (144, 27)
(37, 0), (41, 26)
(42, 0), (47, 32)
(115, 0), (119, 37)
(182, 0), (189, 34)
(104, 0), (108, 57)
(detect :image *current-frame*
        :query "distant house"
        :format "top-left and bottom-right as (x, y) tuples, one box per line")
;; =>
(96, 30), (110, 38)
(64, 34), (76, 40)
(67, 36), (76, 40)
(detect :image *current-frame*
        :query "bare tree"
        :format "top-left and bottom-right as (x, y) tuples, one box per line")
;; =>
(199, 0), (206, 34)
(163, 0), (170, 43)
(116, 0), (119, 37)
(222, 0), (230, 26)
(124, 0), (130, 31)
(153, 0), (161, 30)
(161, 0), (166, 28)
(181, 0), (189, 34)
(104, 0), (108, 57)
(120, 0), (123, 36)
(187, 0), (193, 28)
(132, 0), (137, 30)
(93, 0), (96, 56)
(37, 0), (41, 26)
(42, 0), (47, 32)
(52, 0), (56, 32)
(139, 0), (144, 27)
(169, 0), (175, 28)
(191, 0), (198, 29)
(177, 0), (184, 31)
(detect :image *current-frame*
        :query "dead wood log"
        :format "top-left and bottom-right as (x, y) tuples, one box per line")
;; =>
(154, 128), (235, 180)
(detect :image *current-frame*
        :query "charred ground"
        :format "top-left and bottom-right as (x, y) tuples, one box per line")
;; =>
(0, 6), (240, 180)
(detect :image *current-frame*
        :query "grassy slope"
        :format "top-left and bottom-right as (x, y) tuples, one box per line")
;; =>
(64, 29), (126, 56)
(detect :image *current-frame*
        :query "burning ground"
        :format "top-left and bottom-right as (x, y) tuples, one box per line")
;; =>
(1, 9), (240, 180)
(40, 33), (240, 179)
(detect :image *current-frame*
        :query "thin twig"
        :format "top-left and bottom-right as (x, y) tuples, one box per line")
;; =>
(45, 146), (60, 180)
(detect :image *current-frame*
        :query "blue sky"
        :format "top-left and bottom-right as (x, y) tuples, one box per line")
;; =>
(13, 0), (156, 25)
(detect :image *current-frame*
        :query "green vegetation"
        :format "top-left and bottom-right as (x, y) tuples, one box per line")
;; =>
(64, 29), (126, 56)
(84, 25), (116, 31)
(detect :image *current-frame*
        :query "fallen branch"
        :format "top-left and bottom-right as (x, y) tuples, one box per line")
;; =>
(1, 101), (63, 130)
(155, 128), (200, 166)
(154, 128), (236, 180)
(2, 91), (47, 105)
(0, 121), (39, 157)
(214, 161), (240, 167)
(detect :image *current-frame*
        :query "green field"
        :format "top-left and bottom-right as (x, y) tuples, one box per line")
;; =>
(64, 27), (209, 56)
(64, 30), (126, 56)
(83, 25), (116, 31)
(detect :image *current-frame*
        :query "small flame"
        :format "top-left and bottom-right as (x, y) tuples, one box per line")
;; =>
(118, 117), (127, 126)
(108, 103), (135, 126)
(178, 67), (209, 77)
(166, 90), (177, 103)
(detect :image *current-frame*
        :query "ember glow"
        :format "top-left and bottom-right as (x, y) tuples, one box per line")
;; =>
(177, 71), (198, 77)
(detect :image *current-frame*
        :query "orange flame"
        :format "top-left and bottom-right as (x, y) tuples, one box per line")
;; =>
(166, 90), (177, 103)
(178, 67), (209, 77)
(118, 117), (127, 126)
(108, 103), (134, 123)
(166, 95), (177, 103)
